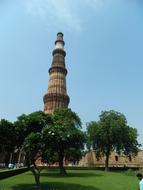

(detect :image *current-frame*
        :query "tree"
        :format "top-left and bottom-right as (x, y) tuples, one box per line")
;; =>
(0, 119), (17, 166)
(23, 132), (43, 190)
(43, 108), (86, 175)
(65, 148), (84, 165)
(14, 111), (52, 190)
(87, 110), (139, 171)
(14, 111), (52, 148)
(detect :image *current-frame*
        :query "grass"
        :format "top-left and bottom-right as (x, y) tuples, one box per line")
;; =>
(0, 169), (139, 190)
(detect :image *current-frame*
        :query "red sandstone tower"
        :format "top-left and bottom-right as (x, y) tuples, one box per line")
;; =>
(43, 32), (70, 113)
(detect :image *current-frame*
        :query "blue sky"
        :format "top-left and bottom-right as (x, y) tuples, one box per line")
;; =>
(0, 0), (143, 145)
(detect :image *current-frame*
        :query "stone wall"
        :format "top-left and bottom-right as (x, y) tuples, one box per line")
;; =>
(79, 150), (143, 167)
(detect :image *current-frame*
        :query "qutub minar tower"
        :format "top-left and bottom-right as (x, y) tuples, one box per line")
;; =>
(43, 32), (70, 113)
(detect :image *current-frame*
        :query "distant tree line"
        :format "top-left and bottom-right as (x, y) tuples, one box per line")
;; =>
(0, 109), (140, 190)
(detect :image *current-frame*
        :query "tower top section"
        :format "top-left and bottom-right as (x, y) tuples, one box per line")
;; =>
(54, 32), (65, 50)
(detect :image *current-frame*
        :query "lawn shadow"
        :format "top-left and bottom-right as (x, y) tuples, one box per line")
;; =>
(42, 172), (102, 178)
(11, 181), (101, 190)
(27, 171), (103, 178)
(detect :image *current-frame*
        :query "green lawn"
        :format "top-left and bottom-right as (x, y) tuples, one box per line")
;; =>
(0, 169), (138, 190)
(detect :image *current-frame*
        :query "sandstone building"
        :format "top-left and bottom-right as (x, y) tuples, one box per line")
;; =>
(79, 150), (143, 168)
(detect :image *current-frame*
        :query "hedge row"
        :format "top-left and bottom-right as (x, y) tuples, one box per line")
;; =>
(41, 166), (142, 171)
(0, 167), (29, 180)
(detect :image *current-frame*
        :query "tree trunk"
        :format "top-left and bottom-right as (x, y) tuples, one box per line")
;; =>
(58, 152), (67, 176)
(5, 152), (10, 167)
(33, 163), (41, 190)
(9, 153), (13, 164)
(33, 171), (41, 190)
(105, 154), (109, 171)
(29, 163), (41, 190)
(17, 151), (21, 166)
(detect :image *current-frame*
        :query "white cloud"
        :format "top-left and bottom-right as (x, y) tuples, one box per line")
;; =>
(23, 0), (82, 32)
(84, 0), (111, 10)
(23, 0), (109, 32)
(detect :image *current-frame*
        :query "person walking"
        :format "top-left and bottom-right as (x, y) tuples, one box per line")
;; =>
(137, 173), (143, 190)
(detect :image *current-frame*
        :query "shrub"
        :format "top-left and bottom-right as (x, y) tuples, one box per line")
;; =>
(124, 169), (135, 176)
(0, 167), (29, 180)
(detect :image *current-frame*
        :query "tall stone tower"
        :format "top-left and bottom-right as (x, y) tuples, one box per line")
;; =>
(43, 32), (70, 114)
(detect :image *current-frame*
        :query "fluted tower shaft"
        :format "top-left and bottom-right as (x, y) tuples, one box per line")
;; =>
(43, 33), (70, 113)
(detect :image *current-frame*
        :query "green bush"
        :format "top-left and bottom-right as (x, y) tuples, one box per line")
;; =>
(124, 169), (136, 176)
(40, 165), (140, 172)
(0, 167), (29, 180)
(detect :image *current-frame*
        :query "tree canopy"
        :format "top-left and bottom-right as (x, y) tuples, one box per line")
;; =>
(87, 110), (139, 170)
(43, 108), (86, 175)
(14, 111), (52, 190)
(0, 119), (17, 165)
